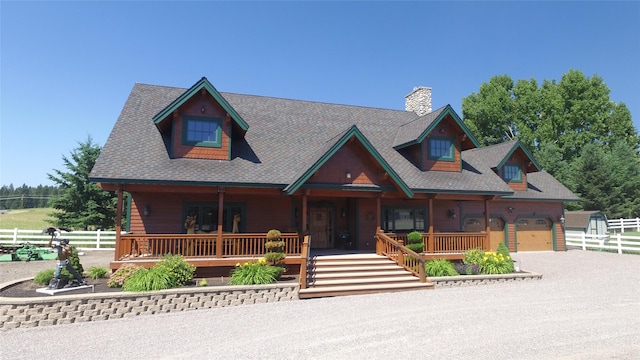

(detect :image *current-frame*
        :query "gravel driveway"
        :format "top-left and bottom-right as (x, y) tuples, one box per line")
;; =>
(2, 250), (639, 359)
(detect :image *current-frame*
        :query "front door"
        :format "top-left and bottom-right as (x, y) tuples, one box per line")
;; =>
(310, 207), (333, 249)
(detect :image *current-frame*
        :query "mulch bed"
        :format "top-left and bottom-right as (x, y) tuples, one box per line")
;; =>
(1, 276), (299, 298)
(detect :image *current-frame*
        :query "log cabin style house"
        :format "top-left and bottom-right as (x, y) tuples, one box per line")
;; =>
(90, 77), (579, 290)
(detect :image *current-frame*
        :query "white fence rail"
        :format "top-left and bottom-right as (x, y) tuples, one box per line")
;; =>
(608, 217), (640, 233)
(566, 232), (640, 254)
(0, 229), (119, 251)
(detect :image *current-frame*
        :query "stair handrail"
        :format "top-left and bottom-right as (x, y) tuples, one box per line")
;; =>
(299, 234), (310, 289)
(376, 232), (427, 283)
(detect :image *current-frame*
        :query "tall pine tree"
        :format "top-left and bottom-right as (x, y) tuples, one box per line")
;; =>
(47, 136), (117, 230)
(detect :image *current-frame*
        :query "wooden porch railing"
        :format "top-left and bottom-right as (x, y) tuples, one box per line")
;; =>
(386, 232), (489, 254)
(375, 232), (427, 283)
(116, 233), (302, 260)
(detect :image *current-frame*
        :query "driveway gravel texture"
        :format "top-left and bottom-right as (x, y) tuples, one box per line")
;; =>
(1, 250), (639, 360)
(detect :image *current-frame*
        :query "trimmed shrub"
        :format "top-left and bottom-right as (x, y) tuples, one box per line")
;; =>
(406, 231), (423, 244)
(33, 269), (55, 285)
(406, 243), (424, 253)
(265, 229), (286, 265)
(266, 229), (281, 241)
(108, 263), (143, 288)
(425, 259), (460, 277)
(264, 251), (286, 264)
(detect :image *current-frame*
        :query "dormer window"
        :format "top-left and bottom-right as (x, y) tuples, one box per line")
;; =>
(503, 164), (522, 182)
(183, 116), (222, 147)
(428, 137), (454, 161)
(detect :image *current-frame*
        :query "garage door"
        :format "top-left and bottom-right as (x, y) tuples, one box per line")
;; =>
(516, 218), (553, 251)
(463, 217), (505, 251)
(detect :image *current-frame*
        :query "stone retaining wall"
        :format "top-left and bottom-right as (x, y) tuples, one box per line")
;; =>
(1, 271), (542, 330)
(430, 271), (542, 288)
(0, 279), (299, 330)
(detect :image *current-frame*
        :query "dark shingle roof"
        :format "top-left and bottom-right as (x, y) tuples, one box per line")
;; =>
(564, 210), (606, 229)
(90, 81), (578, 201)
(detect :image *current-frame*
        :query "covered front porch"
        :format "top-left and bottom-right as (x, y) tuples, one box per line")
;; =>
(108, 185), (492, 287)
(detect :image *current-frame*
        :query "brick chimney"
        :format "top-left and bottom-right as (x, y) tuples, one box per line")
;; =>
(405, 86), (432, 116)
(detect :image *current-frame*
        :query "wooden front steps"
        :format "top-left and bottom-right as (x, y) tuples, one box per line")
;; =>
(298, 253), (434, 299)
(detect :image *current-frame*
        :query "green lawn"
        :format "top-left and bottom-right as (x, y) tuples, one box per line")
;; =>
(0, 208), (55, 230)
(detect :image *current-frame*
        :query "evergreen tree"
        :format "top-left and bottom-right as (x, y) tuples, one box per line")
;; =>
(47, 136), (117, 230)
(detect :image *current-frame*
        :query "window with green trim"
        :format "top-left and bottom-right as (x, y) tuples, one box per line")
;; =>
(503, 164), (522, 182)
(183, 116), (222, 147)
(382, 207), (426, 232)
(428, 137), (454, 161)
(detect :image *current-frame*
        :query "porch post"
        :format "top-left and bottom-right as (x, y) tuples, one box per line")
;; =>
(115, 185), (124, 261)
(216, 187), (225, 258)
(428, 196), (434, 253)
(376, 195), (381, 233)
(484, 197), (491, 251)
(302, 191), (308, 234)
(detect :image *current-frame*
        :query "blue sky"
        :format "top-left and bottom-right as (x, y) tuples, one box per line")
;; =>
(1, 1), (639, 187)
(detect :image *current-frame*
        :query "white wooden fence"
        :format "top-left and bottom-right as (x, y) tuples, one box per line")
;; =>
(566, 232), (640, 254)
(608, 217), (640, 233)
(0, 229), (119, 251)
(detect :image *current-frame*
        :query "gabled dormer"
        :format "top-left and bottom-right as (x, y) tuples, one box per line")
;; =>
(285, 125), (413, 198)
(152, 77), (248, 160)
(394, 105), (479, 172)
(491, 140), (541, 191)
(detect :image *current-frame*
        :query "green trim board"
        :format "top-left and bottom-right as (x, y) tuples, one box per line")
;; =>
(394, 105), (481, 150)
(283, 125), (414, 198)
(153, 77), (249, 132)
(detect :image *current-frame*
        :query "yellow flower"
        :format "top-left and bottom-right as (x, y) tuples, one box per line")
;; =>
(235, 262), (240, 267)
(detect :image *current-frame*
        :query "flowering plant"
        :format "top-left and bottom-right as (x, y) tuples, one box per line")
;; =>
(229, 258), (284, 285)
(463, 248), (514, 274)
